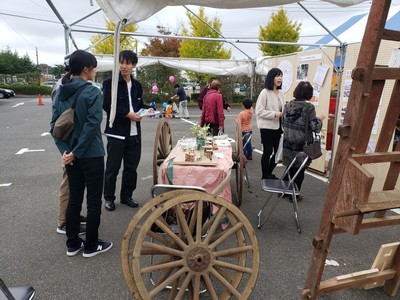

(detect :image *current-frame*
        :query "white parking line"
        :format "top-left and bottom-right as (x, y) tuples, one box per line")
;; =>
(41, 132), (51, 136)
(15, 148), (45, 155)
(0, 183), (12, 187)
(12, 102), (24, 108)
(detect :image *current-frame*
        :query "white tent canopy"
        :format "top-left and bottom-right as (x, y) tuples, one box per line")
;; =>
(92, 0), (368, 127)
(95, 0), (367, 25)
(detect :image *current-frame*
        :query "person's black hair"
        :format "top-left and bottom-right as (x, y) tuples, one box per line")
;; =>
(61, 50), (97, 85)
(264, 67), (283, 90)
(167, 100), (172, 104)
(174, 84), (180, 88)
(293, 81), (313, 101)
(119, 50), (138, 64)
(242, 98), (253, 109)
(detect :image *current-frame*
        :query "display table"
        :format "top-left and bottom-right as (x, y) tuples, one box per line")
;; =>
(159, 140), (233, 201)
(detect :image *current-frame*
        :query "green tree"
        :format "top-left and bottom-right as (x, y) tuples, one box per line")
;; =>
(0, 47), (36, 74)
(259, 7), (302, 56)
(51, 64), (66, 78)
(179, 7), (231, 82)
(138, 25), (182, 102)
(90, 18), (139, 54)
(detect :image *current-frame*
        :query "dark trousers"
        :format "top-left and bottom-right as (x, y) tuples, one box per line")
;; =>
(260, 128), (282, 179)
(205, 123), (220, 136)
(283, 166), (306, 191)
(104, 136), (141, 202)
(242, 131), (252, 159)
(65, 157), (104, 250)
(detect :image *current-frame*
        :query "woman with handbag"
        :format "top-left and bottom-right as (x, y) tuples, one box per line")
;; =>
(282, 81), (325, 200)
(50, 50), (112, 258)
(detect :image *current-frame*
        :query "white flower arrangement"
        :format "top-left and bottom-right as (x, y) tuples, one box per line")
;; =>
(190, 123), (210, 139)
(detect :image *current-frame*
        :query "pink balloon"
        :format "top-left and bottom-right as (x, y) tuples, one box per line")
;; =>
(152, 85), (158, 93)
(169, 75), (175, 83)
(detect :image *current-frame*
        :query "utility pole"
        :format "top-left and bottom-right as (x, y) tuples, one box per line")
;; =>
(36, 47), (40, 85)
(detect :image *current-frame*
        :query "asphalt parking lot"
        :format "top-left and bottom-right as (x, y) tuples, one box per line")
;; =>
(0, 96), (398, 299)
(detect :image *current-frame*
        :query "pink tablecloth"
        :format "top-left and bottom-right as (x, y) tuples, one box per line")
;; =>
(160, 142), (233, 201)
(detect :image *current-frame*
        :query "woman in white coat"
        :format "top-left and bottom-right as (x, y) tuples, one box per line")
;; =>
(255, 68), (285, 179)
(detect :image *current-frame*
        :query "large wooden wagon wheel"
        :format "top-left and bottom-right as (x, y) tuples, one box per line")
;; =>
(121, 190), (259, 299)
(153, 119), (172, 185)
(232, 119), (244, 207)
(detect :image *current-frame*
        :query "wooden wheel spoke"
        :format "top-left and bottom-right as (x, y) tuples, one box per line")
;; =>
(192, 274), (201, 300)
(213, 259), (253, 274)
(154, 219), (188, 250)
(144, 226), (174, 247)
(202, 273), (219, 300)
(154, 266), (174, 288)
(188, 203), (198, 235)
(201, 208), (218, 234)
(175, 271), (193, 299)
(167, 277), (180, 300)
(149, 266), (188, 297)
(203, 207), (227, 244)
(141, 241), (183, 257)
(210, 222), (243, 249)
(175, 204), (194, 244)
(214, 245), (253, 258)
(210, 267), (242, 298)
(141, 258), (184, 274)
(195, 200), (204, 242)
(214, 266), (235, 282)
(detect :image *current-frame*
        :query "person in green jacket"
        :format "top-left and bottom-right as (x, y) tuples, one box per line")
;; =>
(50, 50), (112, 258)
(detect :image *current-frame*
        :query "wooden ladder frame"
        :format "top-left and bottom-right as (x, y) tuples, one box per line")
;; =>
(302, 1), (400, 298)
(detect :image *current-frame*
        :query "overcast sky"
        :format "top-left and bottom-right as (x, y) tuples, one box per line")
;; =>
(1, 0), (398, 66)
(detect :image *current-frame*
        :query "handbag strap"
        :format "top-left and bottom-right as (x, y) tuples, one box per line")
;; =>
(71, 83), (90, 109)
(304, 104), (312, 146)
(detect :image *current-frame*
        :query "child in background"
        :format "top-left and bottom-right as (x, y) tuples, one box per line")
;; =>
(161, 100), (167, 117)
(237, 98), (253, 160)
(165, 100), (173, 119)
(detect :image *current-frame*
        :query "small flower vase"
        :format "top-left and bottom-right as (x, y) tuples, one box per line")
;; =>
(196, 137), (206, 150)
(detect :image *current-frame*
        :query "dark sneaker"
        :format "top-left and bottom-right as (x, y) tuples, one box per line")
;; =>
(120, 198), (139, 208)
(57, 224), (86, 236)
(80, 215), (87, 225)
(67, 239), (85, 257)
(83, 240), (113, 258)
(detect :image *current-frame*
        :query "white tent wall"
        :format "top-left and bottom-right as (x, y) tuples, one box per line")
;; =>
(95, 55), (254, 76)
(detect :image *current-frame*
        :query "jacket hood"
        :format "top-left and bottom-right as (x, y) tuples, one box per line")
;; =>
(58, 78), (88, 101)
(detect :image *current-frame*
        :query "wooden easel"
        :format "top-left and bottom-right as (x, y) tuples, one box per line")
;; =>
(302, 1), (400, 298)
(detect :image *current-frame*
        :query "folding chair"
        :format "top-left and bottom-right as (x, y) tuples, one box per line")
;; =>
(0, 278), (35, 300)
(257, 152), (309, 233)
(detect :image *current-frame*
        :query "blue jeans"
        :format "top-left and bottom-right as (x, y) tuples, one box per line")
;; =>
(179, 100), (190, 118)
(65, 157), (104, 251)
(242, 131), (252, 159)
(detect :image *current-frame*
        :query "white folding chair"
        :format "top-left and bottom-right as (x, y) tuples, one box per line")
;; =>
(257, 152), (309, 233)
(0, 278), (35, 300)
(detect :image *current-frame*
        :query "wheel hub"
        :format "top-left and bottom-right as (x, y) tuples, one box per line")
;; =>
(186, 247), (211, 272)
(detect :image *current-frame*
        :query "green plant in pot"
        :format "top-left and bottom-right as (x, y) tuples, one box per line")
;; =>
(190, 123), (210, 149)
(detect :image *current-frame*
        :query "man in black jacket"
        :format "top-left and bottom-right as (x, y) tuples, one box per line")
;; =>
(102, 50), (150, 211)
